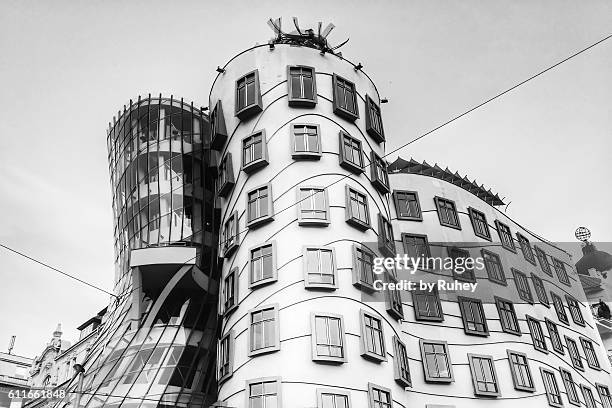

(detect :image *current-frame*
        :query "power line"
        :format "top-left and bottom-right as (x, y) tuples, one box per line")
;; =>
(217, 31), (612, 247)
(0, 243), (117, 298)
(384, 32), (612, 159)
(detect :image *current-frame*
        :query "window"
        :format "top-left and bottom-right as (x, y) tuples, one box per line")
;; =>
(393, 190), (422, 221)
(222, 211), (239, 257)
(217, 153), (235, 198)
(527, 315), (547, 353)
(332, 74), (359, 121)
(468, 207), (491, 240)
(338, 131), (364, 173)
(377, 214), (395, 257)
(384, 275), (403, 320)
(448, 247), (475, 283)
(581, 384), (597, 408)
(467, 354), (500, 397)
(552, 257), (570, 286)
(291, 123), (321, 159)
(540, 368), (563, 407)
(288, 65), (316, 107)
(482, 249), (506, 285)
(565, 336), (584, 371)
(512, 268), (533, 304)
(248, 305), (280, 356)
(516, 233), (536, 264)
(370, 151), (390, 194)
(311, 313), (346, 363)
(545, 319), (564, 354)
(420, 339), (453, 383)
(566, 296), (585, 326)
(304, 246), (337, 289)
(434, 197), (460, 229)
(235, 70), (263, 120)
(367, 383), (392, 408)
(210, 100), (228, 150)
(531, 274), (549, 306)
(534, 246), (553, 276)
(597, 384), (612, 408)
(580, 337), (600, 370)
(551, 292), (569, 325)
(360, 310), (386, 362)
(458, 296), (488, 336)
(392, 336), (411, 387)
(246, 184), (274, 227)
(495, 220), (516, 252)
(297, 186), (330, 225)
(507, 350), (535, 391)
(249, 242), (277, 288)
(242, 130), (269, 174)
(246, 377), (281, 408)
(352, 244), (376, 291)
(413, 286), (444, 322)
(218, 330), (234, 383)
(402, 233), (431, 265)
(365, 95), (385, 143)
(223, 267), (239, 315)
(559, 368), (580, 406)
(345, 186), (370, 230)
(317, 389), (351, 408)
(495, 297), (520, 335)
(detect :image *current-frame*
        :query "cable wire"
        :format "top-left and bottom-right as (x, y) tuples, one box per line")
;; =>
(0, 243), (117, 298)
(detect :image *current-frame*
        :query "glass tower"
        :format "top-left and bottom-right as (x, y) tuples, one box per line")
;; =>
(57, 96), (218, 408)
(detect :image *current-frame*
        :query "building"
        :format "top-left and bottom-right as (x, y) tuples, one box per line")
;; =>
(43, 20), (612, 408)
(210, 21), (612, 408)
(576, 241), (612, 365)
(0, 350), (32, 408)
(25, 309), (106, 408)
(48, 96), (218, 408)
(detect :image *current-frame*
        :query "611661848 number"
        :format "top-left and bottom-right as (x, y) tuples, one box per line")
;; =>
(8, 389), (66, 400)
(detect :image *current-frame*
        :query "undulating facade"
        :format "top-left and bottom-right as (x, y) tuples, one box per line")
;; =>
(39, 22), (612, 408)
(210, 24), (612, 408)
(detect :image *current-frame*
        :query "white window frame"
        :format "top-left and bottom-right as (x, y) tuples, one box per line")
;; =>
(297, 186), (330, 226)
(310, 312), (347, 364)
(223, 267), (239, 315)
(248, 304), (280, 357)
(246, 183), (274, 228)
(245, 377), (281, 408)
(291, 123), (321, 159)
(218, 330), (234, 383)
(249, 241), (278, 289)
(316, 389), (351, 408)
(241, 130), (269, 174)
(467, 353), (500, 397)
(359, 309), (387, 362)
(367, 383), (393, 408)
(392, 335), (411, 387)
(303, 246), (337, 290)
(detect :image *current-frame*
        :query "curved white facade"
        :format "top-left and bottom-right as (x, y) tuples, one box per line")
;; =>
(211, 44), (397, 407)
(210, 42), (612, 408)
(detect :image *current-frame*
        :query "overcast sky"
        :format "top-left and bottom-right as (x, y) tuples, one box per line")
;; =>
(1, 0), (611, 358)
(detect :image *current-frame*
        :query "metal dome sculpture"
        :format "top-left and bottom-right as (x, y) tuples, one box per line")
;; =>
(267, 17), (349, 55)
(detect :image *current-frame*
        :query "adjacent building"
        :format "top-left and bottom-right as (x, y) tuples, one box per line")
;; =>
(0, 351), (32, 408)
(25, 309), (106, 408)
(576, 241), (612, 366)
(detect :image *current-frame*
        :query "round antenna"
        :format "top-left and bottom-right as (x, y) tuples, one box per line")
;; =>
(575, 226), (591, 242)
